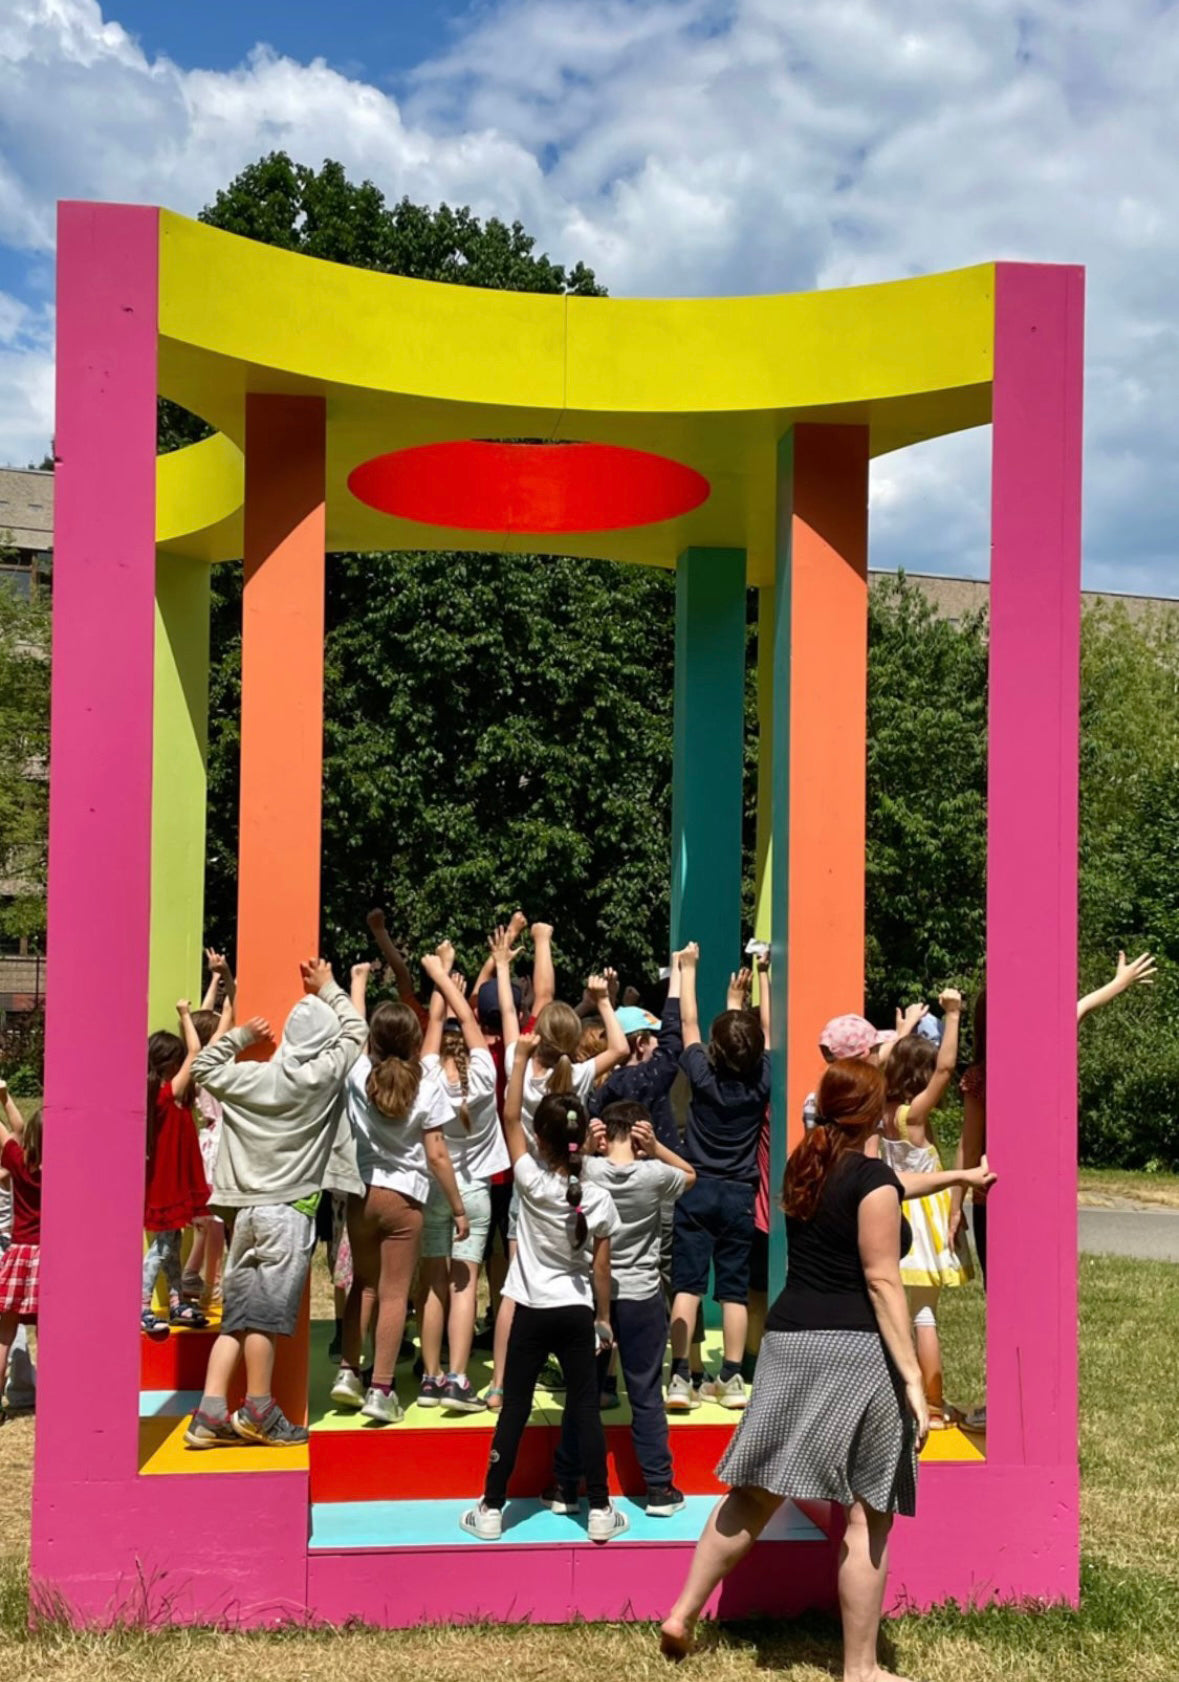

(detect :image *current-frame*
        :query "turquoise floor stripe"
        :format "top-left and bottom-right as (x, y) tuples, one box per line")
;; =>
(309, 1495), (825, 1551)
(140, 1388), (202, 1418)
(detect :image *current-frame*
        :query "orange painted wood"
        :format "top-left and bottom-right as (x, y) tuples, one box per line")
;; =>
(783, 425), (870, 1150)
(237, 396), (326, 1424)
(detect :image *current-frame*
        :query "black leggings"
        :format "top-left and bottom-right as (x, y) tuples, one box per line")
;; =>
(484, 1302), (608, 1510)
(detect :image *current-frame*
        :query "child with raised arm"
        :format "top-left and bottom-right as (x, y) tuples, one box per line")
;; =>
(461, 1035), (626, 1543)
(550, 1100), (695, 1516)
(590, 947), (687, 1149)
(181, 948), (236, 1308)
(0, 1081), (41, 1415)
(418, 946), (510, 1413)
(143, 1002), (214, 1334)
(184, 960), (366, 1449)
(668, 943), (770, 1414)
(879, 988), (969, 1425)
(366, 906), (429, 1027)
(330, 957), (468, 1426)
(484, 945), (628, 1408)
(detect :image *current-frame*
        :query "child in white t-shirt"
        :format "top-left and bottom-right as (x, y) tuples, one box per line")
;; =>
(331, 979), (467, 1427)
(461, 1034), (628, 1545)
(485, 957), (628, 1409)
(418, 947), (510, 1413)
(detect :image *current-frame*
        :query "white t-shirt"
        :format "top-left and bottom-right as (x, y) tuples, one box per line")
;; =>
(421, 1048), (509, 1184)
(583, 1157), (686, 1301)
(347, 1053), (450, 1203)
(503, 1041), (599, 1151)
(504, 1152), (620, 1311)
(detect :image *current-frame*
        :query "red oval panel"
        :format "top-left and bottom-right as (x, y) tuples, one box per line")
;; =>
(347, 440), (710, 534)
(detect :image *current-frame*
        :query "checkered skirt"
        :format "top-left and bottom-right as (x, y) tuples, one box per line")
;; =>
(0, 1242), (39, 1323)
(716, 1329), (919, 1516)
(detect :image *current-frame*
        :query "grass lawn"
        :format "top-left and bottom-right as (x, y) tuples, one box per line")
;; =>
(1, 1253), (1177, 1679)
(1077, 1167), (1179, 1208)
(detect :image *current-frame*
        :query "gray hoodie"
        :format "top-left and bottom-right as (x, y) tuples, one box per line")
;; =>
(192, 980), (366, 1209)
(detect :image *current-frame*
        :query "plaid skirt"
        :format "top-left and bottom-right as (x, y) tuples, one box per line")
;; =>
(716, 1328), (919, 1517)
(0, 1242), (40, 1323)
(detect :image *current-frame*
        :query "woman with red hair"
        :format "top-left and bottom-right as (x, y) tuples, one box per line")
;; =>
(660, 1059), (994, 1676)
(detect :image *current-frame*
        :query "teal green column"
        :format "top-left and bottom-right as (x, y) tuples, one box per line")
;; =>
(149, 552), (211, 1030)
(670, 547), (747, 1022)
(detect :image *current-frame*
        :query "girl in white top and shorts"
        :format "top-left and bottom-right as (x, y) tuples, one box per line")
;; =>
(462, 1033), (628, 1544)
(332, 967), (467, 1427)
(417, 949), (510, 1413)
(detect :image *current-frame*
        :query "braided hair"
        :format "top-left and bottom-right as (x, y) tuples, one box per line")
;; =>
(441, 1028), (472, 1131)
(533, 1091), (589, 1248)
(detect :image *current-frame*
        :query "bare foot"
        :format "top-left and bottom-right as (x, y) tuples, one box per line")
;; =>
(659, 1617), (696, 1662)
(848, 1668), (916, 1682)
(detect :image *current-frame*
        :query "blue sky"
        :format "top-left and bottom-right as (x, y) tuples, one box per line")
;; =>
(2, 0), (1179, 592)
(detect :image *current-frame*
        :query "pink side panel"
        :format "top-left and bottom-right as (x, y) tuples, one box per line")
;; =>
(36, 203), (160, 1502)
(31, 1474), (309, 1627)
(986, 262), (1083, 1510)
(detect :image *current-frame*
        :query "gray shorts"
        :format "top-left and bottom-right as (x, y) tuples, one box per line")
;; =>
(221, 1203), (315, 1338)
(421, 1179), (492, 1265)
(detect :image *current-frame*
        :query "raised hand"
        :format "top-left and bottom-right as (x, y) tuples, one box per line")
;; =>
(530, 921), (553, 943)
(622, 985), (641, 1007)
(301, 958), (333, 994)
(939, 987), (963, 1014)
(242, 1016), (272, 1046)
(435, 939), (455, 974)
(897, 1002), (929, 1033)
(676, 942), (700, 969)
(366, 907), (387, 934)
(205, 948), (230, 977)
(727, 968), (753, 1009)
(422, 952), (444, 982)
(176, 998), (192, 1017)
(490, 925), (520, 966)
(1116, 951), (1156, 992)
(586, 973), (610, 1002)
(507, 910), (528, 940)
(631, 1118), (656, 1158)
(351, 962), (372, 986)
(451, 971), (467, 998)
(587, 1117), (607, 1155)
(516, 1030), (540, 1062)
(604, 968), (619, 1006)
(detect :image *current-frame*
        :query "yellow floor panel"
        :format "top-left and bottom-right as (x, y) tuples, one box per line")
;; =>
(919, 1424), (985, 1463)
(138, 1411), (308, 1475)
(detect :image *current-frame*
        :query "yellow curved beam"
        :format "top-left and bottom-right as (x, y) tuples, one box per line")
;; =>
(155, 430), (243, 556)
(154, 209), (997, 582)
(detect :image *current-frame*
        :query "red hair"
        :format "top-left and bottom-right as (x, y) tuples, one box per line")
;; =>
(782, 1059), (885, 1222)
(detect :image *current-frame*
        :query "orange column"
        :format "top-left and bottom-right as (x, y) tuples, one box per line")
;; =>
(771, 426), (870, 1176)
(237, 393), (326, 1423)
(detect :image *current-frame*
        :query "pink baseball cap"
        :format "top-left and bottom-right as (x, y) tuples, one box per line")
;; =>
(819, 1014), (878, 1060)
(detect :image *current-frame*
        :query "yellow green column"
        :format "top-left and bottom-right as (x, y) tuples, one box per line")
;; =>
(670, 546), (747, 1022)
(149, 551), (211, 1030)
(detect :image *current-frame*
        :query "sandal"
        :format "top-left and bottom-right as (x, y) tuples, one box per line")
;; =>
(169, 1302), (208, 1329)
(141, 1308), (170, 1339)
(482, 1386), (505, 1412)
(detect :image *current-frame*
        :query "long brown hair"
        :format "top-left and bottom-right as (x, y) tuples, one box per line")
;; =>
(20, 1109), (42, 1176)
(366, 1002), (423, 1120)
(782, 1059), (884, 1222)
(532, 1001), (581, 1096)
(441, 1028), (471, 1131)
(147, 1030), (186, 1149)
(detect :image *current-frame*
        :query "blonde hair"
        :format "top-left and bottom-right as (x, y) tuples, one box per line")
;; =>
(533, 1001), (581, 1096)
(441, 1028), (472, 1131)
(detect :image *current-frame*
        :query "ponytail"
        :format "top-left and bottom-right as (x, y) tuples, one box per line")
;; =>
(547, 1053), (573, 1096)
(533, 1092), (590, 1249)
(565, 1107), (588, 1249)
(366, 1002), (424, 1121)
(442, 1029), (472, 1131)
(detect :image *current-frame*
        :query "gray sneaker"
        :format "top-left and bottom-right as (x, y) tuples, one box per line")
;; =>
(588, 1503), (630, 1544)
(360, 1386), (405, 1425)
(701, 1373), (748, 1410)
(231, 1401), (309, 1446)
(330, 1368), (366, 1411)
(665, 1373), (701, 1412)
(184, 1408), (245, 1450)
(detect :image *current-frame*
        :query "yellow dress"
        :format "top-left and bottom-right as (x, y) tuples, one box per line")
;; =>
(880, 1105), (972, 1289)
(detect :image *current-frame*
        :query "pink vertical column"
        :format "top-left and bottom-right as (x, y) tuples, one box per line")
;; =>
(35, 204), (159, 1496)
(987, 265), (1083, 1514)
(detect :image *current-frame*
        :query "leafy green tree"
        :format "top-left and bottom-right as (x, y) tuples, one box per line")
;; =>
(0, 565), (50, 942)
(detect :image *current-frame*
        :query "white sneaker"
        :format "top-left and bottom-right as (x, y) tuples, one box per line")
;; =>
(360, 1386), (405, 1425)
(330, 1368), (365, 1411)
(460, 1501), (503, 1541)
(702, 1373), (748, 1410)
(666, 1373), (701, 1412)
(588, 1503), (630, 1544)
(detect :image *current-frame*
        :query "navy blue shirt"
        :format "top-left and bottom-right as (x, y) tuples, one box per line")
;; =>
(590, 998), (683, 1148)
(680, 1041), (770, 1183)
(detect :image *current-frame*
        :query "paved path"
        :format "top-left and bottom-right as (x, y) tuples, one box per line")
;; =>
(1078, 1206), (1179, 1262)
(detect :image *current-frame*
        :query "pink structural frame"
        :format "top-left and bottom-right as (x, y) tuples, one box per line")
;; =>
(32, 212), (1084, 1626)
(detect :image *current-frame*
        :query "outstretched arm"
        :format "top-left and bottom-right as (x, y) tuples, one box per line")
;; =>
(0, 1079), (25, 1149)
(907, 990), (963, 1126)
(172, 1000), (202, 1103)
(589, 975), (629, 1077)
(757, 952), (772, 1049)
(901, 1158), (996, 1202)
(350, 961), (372, 1023)
(503, 1030), (537, 1165)
(531, 921), (556, 1017)
(678, 943), (701, 1048)
(1078, 951), (1156, 1023)
(423, 951), (488, 1052)
(366, 907), (424, 1016)
(492, 925), (522, 1047)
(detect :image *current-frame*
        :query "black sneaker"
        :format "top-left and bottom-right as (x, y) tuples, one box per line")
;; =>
(418, 1375), (445, 1408)
(646, 1485), (686, 1517)
(541, 1482), (581, 1515)
(440, 1375), (485, 1414)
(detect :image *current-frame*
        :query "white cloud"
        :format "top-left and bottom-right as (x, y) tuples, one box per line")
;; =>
(1, 0), (1178, 590)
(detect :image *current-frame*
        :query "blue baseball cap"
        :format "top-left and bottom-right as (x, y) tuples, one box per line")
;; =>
(476, 979), (521, 1020)
(616, 1006), (660, 1036)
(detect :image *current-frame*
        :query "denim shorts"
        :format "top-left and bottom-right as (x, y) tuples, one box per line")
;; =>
(221, 1203), (316, 1338)
(670, 1175), (756, 1304)
(421, 1178), (492, 1265)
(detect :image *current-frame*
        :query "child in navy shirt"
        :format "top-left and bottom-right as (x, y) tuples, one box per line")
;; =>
(667, 943), (770, 1412)
(590, 947), (687, 1149)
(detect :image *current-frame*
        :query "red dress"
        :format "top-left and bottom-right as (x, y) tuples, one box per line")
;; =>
(144, 1081), (210, 1231)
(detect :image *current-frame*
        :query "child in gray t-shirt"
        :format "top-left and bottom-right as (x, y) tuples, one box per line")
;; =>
(550, 1100), (696, 1516)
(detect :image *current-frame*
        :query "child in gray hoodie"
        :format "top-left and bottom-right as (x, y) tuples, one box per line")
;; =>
(185, 959), (366, 1449)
